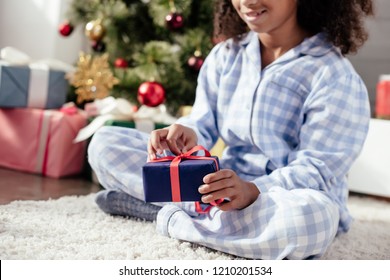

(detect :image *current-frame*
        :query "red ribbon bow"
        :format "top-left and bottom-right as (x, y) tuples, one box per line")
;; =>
(150, 145), (223, 213)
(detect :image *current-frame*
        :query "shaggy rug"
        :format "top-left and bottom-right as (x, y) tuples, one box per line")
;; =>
(0, 193), (389, 260)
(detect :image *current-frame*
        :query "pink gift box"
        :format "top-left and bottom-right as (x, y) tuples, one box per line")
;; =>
(0, 107), (87, 178)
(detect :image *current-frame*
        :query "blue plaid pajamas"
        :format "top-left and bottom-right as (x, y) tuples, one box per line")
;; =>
(88, 31), (370, 259)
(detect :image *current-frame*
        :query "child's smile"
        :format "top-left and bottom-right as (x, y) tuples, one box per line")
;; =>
(242, 8), (267, 23)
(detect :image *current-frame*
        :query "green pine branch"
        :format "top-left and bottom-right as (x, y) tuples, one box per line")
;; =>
(65, 0), (216, 114)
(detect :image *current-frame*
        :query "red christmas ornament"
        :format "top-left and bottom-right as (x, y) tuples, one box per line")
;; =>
(165, 12), (184, 30)
(114, 58), (128, 68)
(187, 55), (204, 72)
(91, 40), (106, 52)
(58, 21), (74, 37)
(137, 81), (166, 107)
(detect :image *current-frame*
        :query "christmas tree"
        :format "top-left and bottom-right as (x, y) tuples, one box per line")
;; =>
(59, 0), (215, 114)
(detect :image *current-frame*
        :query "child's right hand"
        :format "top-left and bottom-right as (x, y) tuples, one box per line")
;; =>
(147, 124), (198, 160)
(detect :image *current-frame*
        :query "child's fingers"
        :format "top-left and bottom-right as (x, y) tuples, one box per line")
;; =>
(200, 187), (232, 203)
(216, 200), (235, 211)
(166, 139), (181, 155)
(199, 171), (234, 196)
(147, 141), (158, 160)
(165, 126), (183, 155)
(198, 180), (229, 194)
(182, 140), (198, 153)
(203, 169), (233, 184)
(148, 129), (168, 158)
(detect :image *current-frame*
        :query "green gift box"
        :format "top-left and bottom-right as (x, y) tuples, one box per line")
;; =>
(104, 119), (168, 133)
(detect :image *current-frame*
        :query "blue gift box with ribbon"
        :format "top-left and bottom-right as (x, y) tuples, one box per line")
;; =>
(0, 64), (68, 109)
(142, 146), (220, 203)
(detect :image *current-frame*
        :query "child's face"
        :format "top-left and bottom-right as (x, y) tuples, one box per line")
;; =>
(231, 0), (299, 35)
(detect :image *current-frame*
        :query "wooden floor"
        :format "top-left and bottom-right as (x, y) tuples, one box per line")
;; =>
(0, 168), (100, 205)
(1, 167), (389, 206)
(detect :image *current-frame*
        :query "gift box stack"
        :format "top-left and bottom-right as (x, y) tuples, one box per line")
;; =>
(0, 47), (87, 178)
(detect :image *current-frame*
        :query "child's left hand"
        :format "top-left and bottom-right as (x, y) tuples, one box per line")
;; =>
(198, 169), (260, 211)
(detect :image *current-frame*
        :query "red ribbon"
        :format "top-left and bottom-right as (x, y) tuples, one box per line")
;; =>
(149, 145), (223, 213)
(60, 104), (78, 115)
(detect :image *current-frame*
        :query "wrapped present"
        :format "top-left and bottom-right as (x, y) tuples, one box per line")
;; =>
(74, 97), (176, 142)
(142, 146), (219, 202)
(0, 64), (68, 109)
(0, 105), (87, 178)
(0, 47), (73, 109)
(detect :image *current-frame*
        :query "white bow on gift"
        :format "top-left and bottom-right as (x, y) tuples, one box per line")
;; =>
(74, 96), (177, 142)
(0, 47), (75, 108)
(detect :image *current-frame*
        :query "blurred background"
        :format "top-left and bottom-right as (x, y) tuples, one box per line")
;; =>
(1, 0), (388, 114)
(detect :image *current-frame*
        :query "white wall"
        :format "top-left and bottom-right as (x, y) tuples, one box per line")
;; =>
(0, 0), (87, 65)
(348, 0), (390, 115)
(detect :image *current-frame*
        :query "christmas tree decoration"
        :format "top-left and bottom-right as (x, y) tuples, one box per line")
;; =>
(165, 0), (184, 31)
(187, 50), (204, 72)
(91, 40), (106, 53)
(58, 20), (74, 37)
(114, 58), (128, 68)
(165, 12), (184, 31)
(137, 81), (166, 107)
(85, 19), (106, 41)
(64, 0), (214, 114)
(68, 52), (119, 104)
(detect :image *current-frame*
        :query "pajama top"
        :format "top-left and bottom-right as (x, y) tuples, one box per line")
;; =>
(176, 31), (370, 232)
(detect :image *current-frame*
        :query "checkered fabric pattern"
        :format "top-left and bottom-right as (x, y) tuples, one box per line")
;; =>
(177, 31), (370, 233)
(156, 187), (339, 259)
(88, 31), (370, 259)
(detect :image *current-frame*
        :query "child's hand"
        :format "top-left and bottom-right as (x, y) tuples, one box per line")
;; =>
(148, 124), (198, 160)
(199, 169), (260, 211)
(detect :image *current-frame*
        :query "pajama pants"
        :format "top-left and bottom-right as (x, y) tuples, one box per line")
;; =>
(88, 126), (340, 260)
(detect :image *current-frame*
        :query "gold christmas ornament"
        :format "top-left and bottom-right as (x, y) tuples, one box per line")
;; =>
(85, 19), (105, 41)
(68, 52), (119, 103)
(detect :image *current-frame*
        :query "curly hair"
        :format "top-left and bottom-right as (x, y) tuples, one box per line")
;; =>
(213, 0), (374, 55)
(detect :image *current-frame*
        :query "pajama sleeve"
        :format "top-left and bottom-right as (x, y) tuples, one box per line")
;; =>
(175, 43), (225, 150)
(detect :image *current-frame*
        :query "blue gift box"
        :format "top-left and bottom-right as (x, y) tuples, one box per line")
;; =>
(143, 156), (219, 202)
(0, 64), (68, 109)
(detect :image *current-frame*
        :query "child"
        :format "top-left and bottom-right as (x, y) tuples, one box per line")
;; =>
(88, 0), (374, 259)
